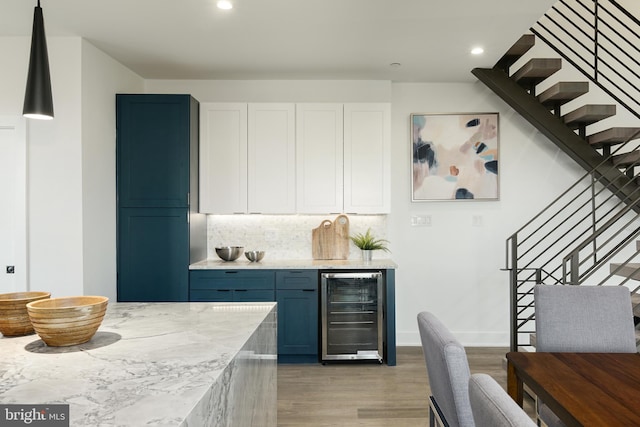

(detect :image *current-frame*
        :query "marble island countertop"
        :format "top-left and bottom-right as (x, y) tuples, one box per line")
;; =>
(190, 258), (397, 270)
(0, 302), (277, 426)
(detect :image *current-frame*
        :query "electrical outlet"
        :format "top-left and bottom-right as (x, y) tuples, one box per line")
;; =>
(472, 215), (483, 227)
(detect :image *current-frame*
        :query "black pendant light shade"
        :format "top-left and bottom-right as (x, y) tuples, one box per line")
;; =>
(23, 0), (54, 120)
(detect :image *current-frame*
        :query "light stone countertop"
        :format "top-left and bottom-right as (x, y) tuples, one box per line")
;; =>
(189, 258), (398, 270)
(0, 302), (277, 426)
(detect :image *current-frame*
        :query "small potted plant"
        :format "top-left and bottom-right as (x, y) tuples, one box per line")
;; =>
(349, 228), (390, 263)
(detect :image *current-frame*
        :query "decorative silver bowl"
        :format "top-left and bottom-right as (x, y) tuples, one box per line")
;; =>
(245, 251), (265, 262)
(215, 246), (244, 261)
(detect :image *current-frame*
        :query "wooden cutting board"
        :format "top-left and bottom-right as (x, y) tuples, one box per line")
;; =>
(312, 215), (349, 260)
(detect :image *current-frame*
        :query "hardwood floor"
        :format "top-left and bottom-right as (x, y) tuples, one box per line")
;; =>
(277, 346), (536, 426)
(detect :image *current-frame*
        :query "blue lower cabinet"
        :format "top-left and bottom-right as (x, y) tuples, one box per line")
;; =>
(189, 269), (318, 363)
(276, 271), (319, 363)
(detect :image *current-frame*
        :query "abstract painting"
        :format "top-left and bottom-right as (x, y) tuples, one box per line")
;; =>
(411, 113), (499, 201)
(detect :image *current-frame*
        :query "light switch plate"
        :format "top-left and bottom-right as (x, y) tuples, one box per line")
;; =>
(411, 215), (431, 226)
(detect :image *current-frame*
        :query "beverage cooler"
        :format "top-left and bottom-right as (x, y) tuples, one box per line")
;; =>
(320, 271), (383, 363)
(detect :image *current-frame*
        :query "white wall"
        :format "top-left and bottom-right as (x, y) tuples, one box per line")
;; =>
(0, 36), (143, 299)
(80, 40), (144, 300)
(145, 80), (391, 103)
(0, 37), (85, 298)
(390, 82), (584, 345)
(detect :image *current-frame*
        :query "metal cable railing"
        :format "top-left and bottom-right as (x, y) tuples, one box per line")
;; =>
(508, 132), (640, 350)
(507, 0), (640, 351)
(531, 0), (640, 119)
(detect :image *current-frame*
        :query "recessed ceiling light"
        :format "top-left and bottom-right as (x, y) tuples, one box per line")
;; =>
(471, 47), (484, 55)
(390, 62), (402, 68)
(217, 0), (233, 10)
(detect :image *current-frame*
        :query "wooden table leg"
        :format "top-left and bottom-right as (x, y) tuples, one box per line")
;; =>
(507, 360), (523, 406)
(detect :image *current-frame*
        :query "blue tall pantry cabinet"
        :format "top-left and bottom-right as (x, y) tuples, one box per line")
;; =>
(116, 94), (206, 302)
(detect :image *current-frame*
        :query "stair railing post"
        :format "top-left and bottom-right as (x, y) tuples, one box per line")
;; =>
(570, 252), (580, 285)
(510, 235), (519, 352)
(590, 173), (598, 266)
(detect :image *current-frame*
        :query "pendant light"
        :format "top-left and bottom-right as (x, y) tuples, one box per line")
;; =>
(23, 0), (54, 120)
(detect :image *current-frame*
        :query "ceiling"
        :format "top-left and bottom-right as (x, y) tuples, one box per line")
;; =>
(1, 0), (560, 82)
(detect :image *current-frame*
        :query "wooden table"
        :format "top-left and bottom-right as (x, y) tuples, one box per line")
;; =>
(506, 352), (640, 427)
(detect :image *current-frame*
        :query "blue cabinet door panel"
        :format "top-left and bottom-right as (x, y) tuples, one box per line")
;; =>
(118, 208), (189, 302)
(277, 289), (318, 356)
(117, 94), (191, 208)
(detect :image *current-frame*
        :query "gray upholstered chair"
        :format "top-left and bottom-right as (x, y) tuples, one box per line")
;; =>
(468, 373), (536, 427)
(534, 284), (637, 427)
(417, 311), (475, 427)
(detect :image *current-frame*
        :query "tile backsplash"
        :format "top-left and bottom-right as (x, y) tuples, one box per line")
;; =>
(207, 214), (388, 260)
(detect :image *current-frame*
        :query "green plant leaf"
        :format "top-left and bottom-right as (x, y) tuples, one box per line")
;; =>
(349, 228), (390, 252)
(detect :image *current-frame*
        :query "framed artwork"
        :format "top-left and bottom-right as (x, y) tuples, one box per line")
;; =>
(411, 113), (499, 201)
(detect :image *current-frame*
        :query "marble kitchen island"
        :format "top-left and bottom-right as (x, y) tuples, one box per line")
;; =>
(0, 302), (277, 426)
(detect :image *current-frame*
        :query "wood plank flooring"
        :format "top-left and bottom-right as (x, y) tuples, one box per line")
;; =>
(277, 346), (536, 426)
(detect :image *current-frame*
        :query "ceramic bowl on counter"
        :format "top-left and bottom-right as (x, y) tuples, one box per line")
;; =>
(0, 291), (51, 336)
(215, 246), (244, 261)
(245, 250), (265, 262)
(26, 296), (109, 347)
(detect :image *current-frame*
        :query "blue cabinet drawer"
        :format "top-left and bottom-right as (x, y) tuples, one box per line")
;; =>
(190, 270), (275, 290)
(276, 270), (317, 290)
(190, 289), (234, 302)
(190, 289), (275, 302)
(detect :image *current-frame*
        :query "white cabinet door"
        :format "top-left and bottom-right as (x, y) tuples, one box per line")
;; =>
(296, 104), (344, 213)
(343, 103), (391, 213)
(199, 103), (247, 214)
(248, 103), (296, 213)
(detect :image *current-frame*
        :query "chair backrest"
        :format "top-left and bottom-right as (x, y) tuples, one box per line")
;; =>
(417, 311), (475, 427)
(534, 284), (637, 353)
(468, 373), (536, 427)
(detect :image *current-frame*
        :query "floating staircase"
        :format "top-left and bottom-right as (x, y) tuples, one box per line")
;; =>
(473, 27), (640, 351)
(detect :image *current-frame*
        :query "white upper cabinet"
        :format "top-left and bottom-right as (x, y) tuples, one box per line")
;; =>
(296, 104), (344, 214)
(200, 103), (247, 214)
(248, 103), (296, 213)
(343, 103), (391, 213)
(201, 102), (390, 215)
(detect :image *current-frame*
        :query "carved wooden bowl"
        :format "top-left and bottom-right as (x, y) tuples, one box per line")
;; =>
(0, 291), (51, 336)
(26, 296), (108, 346)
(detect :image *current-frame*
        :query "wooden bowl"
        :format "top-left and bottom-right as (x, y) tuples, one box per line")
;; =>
(26, 296), (108, 346)
(0, 291), (51, 336)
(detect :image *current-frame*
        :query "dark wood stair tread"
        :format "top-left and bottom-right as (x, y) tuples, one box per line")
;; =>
(512, 58), (562, 87)
(589, 127), (640, 148)
(538, 82), (589, 107)
(611, 150), (640, 168)
(562, 104), (616, 129)
(495, 34), (535, 71)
